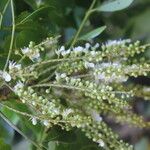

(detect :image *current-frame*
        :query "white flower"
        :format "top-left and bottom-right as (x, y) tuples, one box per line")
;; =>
(55, 72), (60, 81)
(94, 43), (100, 49)
(21, 47), (40, 61)
(63, 108), (73, 117)
(31, 117), (37, 125)
(43, 120), (49, 126)
(60, 73), (67, 78)
(21, 47), (30, 54)
(0, 71), (11, 82)
(143, 87), (150, 92)
(85, 43), (91, 49)
(61, 49), (71, 56)
(84, 61), (95, 69)
(97, 72), (127, 83)
(99, 62), (121, 69)
(56, 46), (65, 55)
(91, 111), (102, 122)
(105, 39), (131, 47)
(97, 72), (105, 80)
(90, 51), (96, 56)
(100, 62), (111, 68)
(73, 46), (84, 53)
(13, 81), (24, 92)
(59, 46), (65, 52)
(32, 101), (36, 106)
(9, 61), (21, 70)
(97, 139), (105, 147)
(53, 108), (60, 115)
(31, 52), (40, 61)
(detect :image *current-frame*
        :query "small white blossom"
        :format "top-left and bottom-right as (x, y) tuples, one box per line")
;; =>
(125, 64), (139, 72)
(21, 99), (26, 103)
(105, 39), (131, 47)
(21, 47), (40, 61)
(90, 51), (96, 56)
(31, 117), (37, 125)
(21, 47), (30, 54)
(9, 61), (21, 70)
(99, 62), (121, 69)
(63, 108), (73, 117)
(59, 46), (65, 52)
(143, 87), (150, 92)
(97, 72), (127, 83)
(73, 46), (84, 53)
(31, 52), (40, 60)
(94, 43), (100, 49)
(60, 73), (67, 78)
(97, 139), (105, 147)
(85, 43), (91, 49)
(0, 71), (11, 82)
(97, 72), (105, 80)
(61, 49), (71, 56)
(56, 46), (65, 55)
(32, 101), (36, 106)
(53, 108), (60, 115)
(84, 61), (95, 69)
(55, 72), (60, 81)
(13, 81), (24, 92)
(43, 120), (49, 126)
(91, 111), (102, 122)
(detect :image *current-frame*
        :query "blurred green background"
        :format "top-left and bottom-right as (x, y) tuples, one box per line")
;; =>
(0, 0), (150, 149)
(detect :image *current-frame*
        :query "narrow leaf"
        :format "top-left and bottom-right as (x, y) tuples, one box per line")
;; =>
(79, 26), (106, 41)
(96, 0), (134, 12)
(48, 141), (56, 150)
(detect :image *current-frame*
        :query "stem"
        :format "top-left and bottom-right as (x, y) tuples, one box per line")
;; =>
(3, 0), (15, 72)
(38, 127), (48, 150)
(38, 64), (58, 76)
(28, 57), (84, 69)
(15, 6), (50, 27)
(32, 83), (86, 92)
(70, 0), (97, 47)
(0, 0), (10, 30)
(142, 43), (150, 48)
(0, 111), (44, 149)
(0, 103), (37, 118)
(18, 55), (26, 63)
(31, 83), (131, 95)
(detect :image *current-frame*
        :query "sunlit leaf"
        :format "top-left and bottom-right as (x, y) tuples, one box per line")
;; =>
(96, 0), (134, 12)
(0, 138), (11, 150)
(48, 141), (56, 150)
(79, 26), (106, 41)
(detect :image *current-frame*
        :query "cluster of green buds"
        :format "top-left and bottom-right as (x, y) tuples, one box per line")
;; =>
(19, 36), (59, 62)
(12, 80), (133, 149)
(2, 37), (150, 150)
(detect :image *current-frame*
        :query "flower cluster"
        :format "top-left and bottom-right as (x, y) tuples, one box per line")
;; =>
(20, 36), (59, 62)
(0, 70), (11, 82)
(2, 37), (150, 150)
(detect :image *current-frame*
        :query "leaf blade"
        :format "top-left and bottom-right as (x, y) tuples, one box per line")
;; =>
(79, 26), (106, 41)
(96, 0), (134, 12)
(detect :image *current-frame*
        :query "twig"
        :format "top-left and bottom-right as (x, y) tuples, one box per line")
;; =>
(70, 0), (97, 47)
(3, 0), (15, 71)
(0, 111), (44, 149)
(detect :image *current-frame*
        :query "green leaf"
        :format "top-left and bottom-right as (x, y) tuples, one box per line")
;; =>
(1, 107), (20, 125)
(0, 138), (11, 150)
(79, 26), (106, 41)
(96, 0), (134, 12)
(135, 138), (149, 150)
(48, 141), (56, 150)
